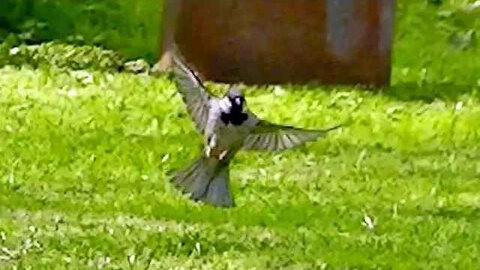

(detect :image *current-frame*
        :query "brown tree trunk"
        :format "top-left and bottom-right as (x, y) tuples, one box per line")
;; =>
(159, 0), (395, 87)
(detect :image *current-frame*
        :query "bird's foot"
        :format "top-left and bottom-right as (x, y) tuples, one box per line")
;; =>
(205, 146), (211, 157)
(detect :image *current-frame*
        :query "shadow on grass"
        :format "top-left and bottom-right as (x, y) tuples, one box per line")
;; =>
(265, 81), (478, 104)
(383, 82), (478, 102)
(423, 207), (480, 220)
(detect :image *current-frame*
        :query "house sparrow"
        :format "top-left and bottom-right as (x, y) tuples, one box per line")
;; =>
(171, 52), (341, 207)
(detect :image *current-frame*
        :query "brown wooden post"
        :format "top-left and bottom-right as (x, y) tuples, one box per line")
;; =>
(159, 0), (395, 87)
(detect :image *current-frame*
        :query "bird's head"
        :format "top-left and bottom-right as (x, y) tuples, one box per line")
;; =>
(226, 86), (245, 110)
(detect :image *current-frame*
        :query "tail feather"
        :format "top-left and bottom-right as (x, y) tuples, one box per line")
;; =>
(173, 155), (234, 207)
(204, 167), (234, 207)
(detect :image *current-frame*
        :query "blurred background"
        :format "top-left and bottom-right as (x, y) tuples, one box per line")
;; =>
(0, 0), (478, 85)
(0, 0), (162, 61)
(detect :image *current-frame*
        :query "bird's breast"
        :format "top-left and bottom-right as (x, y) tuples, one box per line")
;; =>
(214, 124), (250, 150)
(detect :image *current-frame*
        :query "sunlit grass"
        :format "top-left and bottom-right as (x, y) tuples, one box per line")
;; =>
(0, 60), (479, 268)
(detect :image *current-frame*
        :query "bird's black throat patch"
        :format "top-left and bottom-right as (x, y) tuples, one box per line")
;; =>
(221, 112), (248, 126)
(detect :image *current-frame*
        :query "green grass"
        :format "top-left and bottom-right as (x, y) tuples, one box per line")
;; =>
(0, 0), (480, 269)
(0, 67), (479, 269)
(0, 0), (162, 62)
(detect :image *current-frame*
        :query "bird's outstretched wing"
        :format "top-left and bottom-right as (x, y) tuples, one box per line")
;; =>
(242, 117), (341, 151)
(171, 52), (213, 133)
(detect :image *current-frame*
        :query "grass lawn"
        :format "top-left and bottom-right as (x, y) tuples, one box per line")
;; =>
(1, 1), (480, 269)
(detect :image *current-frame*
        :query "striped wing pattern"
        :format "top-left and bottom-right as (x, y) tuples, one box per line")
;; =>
(243, 120), (340, 151)
(172, 54), (212, 133)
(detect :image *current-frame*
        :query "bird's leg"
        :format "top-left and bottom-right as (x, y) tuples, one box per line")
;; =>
(219, 150), (229, 161)
(205, 134), (217, 157)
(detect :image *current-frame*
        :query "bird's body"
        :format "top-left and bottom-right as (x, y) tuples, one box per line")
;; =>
(170, 50), (341, 207)
(204, 97), (255, 160)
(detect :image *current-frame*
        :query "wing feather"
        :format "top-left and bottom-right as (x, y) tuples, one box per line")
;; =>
(171, 53), (213, 133)
(243, 120), (341, 151)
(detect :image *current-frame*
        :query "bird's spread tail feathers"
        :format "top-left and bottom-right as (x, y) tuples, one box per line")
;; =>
(172, 155), (234, 207)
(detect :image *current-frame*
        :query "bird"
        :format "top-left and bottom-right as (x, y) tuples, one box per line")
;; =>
(170, 51), (341, 208)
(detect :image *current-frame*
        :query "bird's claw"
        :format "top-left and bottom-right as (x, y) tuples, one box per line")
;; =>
(205, 146), (227, 160)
